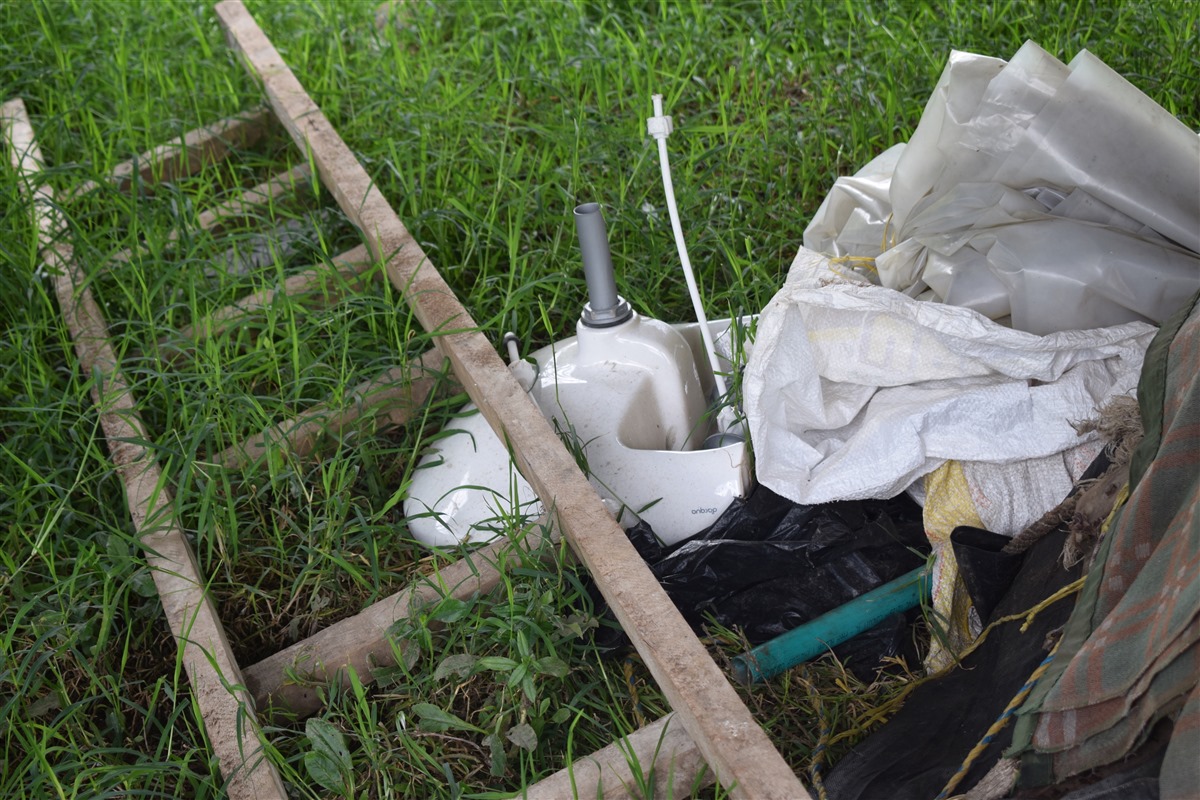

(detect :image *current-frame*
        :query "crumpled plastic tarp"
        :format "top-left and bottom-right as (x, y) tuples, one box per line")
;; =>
(586, 486), (929, 675)
(804, 41), (1200, 335)
(744, 247), (1155, 506)
(822, 525), (1086, 800)
(746, 41), (1197, 510)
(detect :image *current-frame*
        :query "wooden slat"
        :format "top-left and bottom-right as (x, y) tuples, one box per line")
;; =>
(71, 107), (272, 198)
(110, 164), (310, 267)
(215, 4), (809, 796)
(373, 0), (414, 31)
(3, 97), (286, 799)
(246, 529), (712, 800)
(173, 243), (373, 348)
(171, 162), (310, 243)
(246, 520), (549, 715)
(216, 346), (451, 469)
(521, 713), (710, 799)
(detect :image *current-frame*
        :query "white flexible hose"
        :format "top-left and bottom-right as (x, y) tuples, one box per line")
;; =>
(647, 94), (729, 403)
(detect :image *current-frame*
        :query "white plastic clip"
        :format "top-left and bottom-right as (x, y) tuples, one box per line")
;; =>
(646, 94), (674, 140)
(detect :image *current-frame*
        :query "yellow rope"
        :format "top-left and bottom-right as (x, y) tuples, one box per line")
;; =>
(935, 486), (1132, 796)
(933, 485), (1131, 796)
(825, 210), (898, 282)
(800, 668), (832, 800)
(829, 577), (1086, 745)
(811, 490), (1115, 794)
(935, 637), (1063, 799)
(622, 657), (646, 728)
(1101, 484), (1130, 534)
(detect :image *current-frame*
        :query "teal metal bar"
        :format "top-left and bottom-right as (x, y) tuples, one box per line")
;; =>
(731, 565), (931, 683)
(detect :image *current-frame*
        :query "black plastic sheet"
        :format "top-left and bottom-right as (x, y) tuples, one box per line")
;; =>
(823, 451), (1113, 800)
(823, 527), (1085, 800)
(589, 486), (929, 673)
(952, 525), (1027, 624)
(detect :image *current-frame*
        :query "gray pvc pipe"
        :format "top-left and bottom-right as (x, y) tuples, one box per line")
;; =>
(574, 203), (630, 326)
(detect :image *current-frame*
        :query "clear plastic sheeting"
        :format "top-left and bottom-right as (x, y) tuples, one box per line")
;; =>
(743, 249), (1154, 505)
(804, 41), (1200, 335)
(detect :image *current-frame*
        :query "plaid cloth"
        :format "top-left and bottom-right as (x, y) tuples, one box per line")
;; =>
(1010, 289), (1200, 798)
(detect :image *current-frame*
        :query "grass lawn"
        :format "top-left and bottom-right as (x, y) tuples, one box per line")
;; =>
(2, 0), (1197, 797)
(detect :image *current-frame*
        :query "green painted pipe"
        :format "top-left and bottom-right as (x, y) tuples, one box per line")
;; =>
(731, 565), (930, 684)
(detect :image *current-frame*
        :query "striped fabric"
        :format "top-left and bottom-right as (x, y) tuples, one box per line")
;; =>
(1010, 290), (1200, 798)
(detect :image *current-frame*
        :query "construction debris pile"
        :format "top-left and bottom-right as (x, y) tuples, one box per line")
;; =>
(744, 41), (1200, 800)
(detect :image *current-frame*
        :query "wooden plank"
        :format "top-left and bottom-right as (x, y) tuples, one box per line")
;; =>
(71, 107), (272, 198)
(215, 4), (809, 796)
(373, 0), (414, 31)
(245, 521), (550, 715)
(249, 541), (712, 799)
(215, 346), (452, 469)
(171, 162), (311, 243)
(2, 97), (287, 800)
(520, 713), (711, 800)
(173, 243), (373, 349)
(110, 163), (311, 267)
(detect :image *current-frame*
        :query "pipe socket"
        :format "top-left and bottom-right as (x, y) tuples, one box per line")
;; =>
(574, 202), (632, 328)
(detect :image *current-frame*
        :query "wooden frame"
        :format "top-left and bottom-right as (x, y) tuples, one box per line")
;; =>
(214, 2), (809, 797)
(526, 714), (712, 799)
(4, 96), (446, 797)
(245, 519), (551, 716)
(3, 97), (288, 800)
(6, 3), (815, 795)
(185, 163), (310, 236)
(215, 346), (452, 469)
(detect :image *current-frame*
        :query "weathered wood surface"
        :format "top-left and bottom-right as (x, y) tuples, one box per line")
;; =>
(520, 713), (710, 799)
(248, 531), (711, 798)
(215, 4), (809, 796)
(3, 97), (286, 799)
(173, 162), (310, 242)
(216, 345), (451, 469)
(71, 107), (272, 198)
(172, 242), (374, 350)
(245, 520), (551, 715)
(110, 163), (310, 266)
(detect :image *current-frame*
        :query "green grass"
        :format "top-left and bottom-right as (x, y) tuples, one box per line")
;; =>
(2, 0), (1197, 797)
